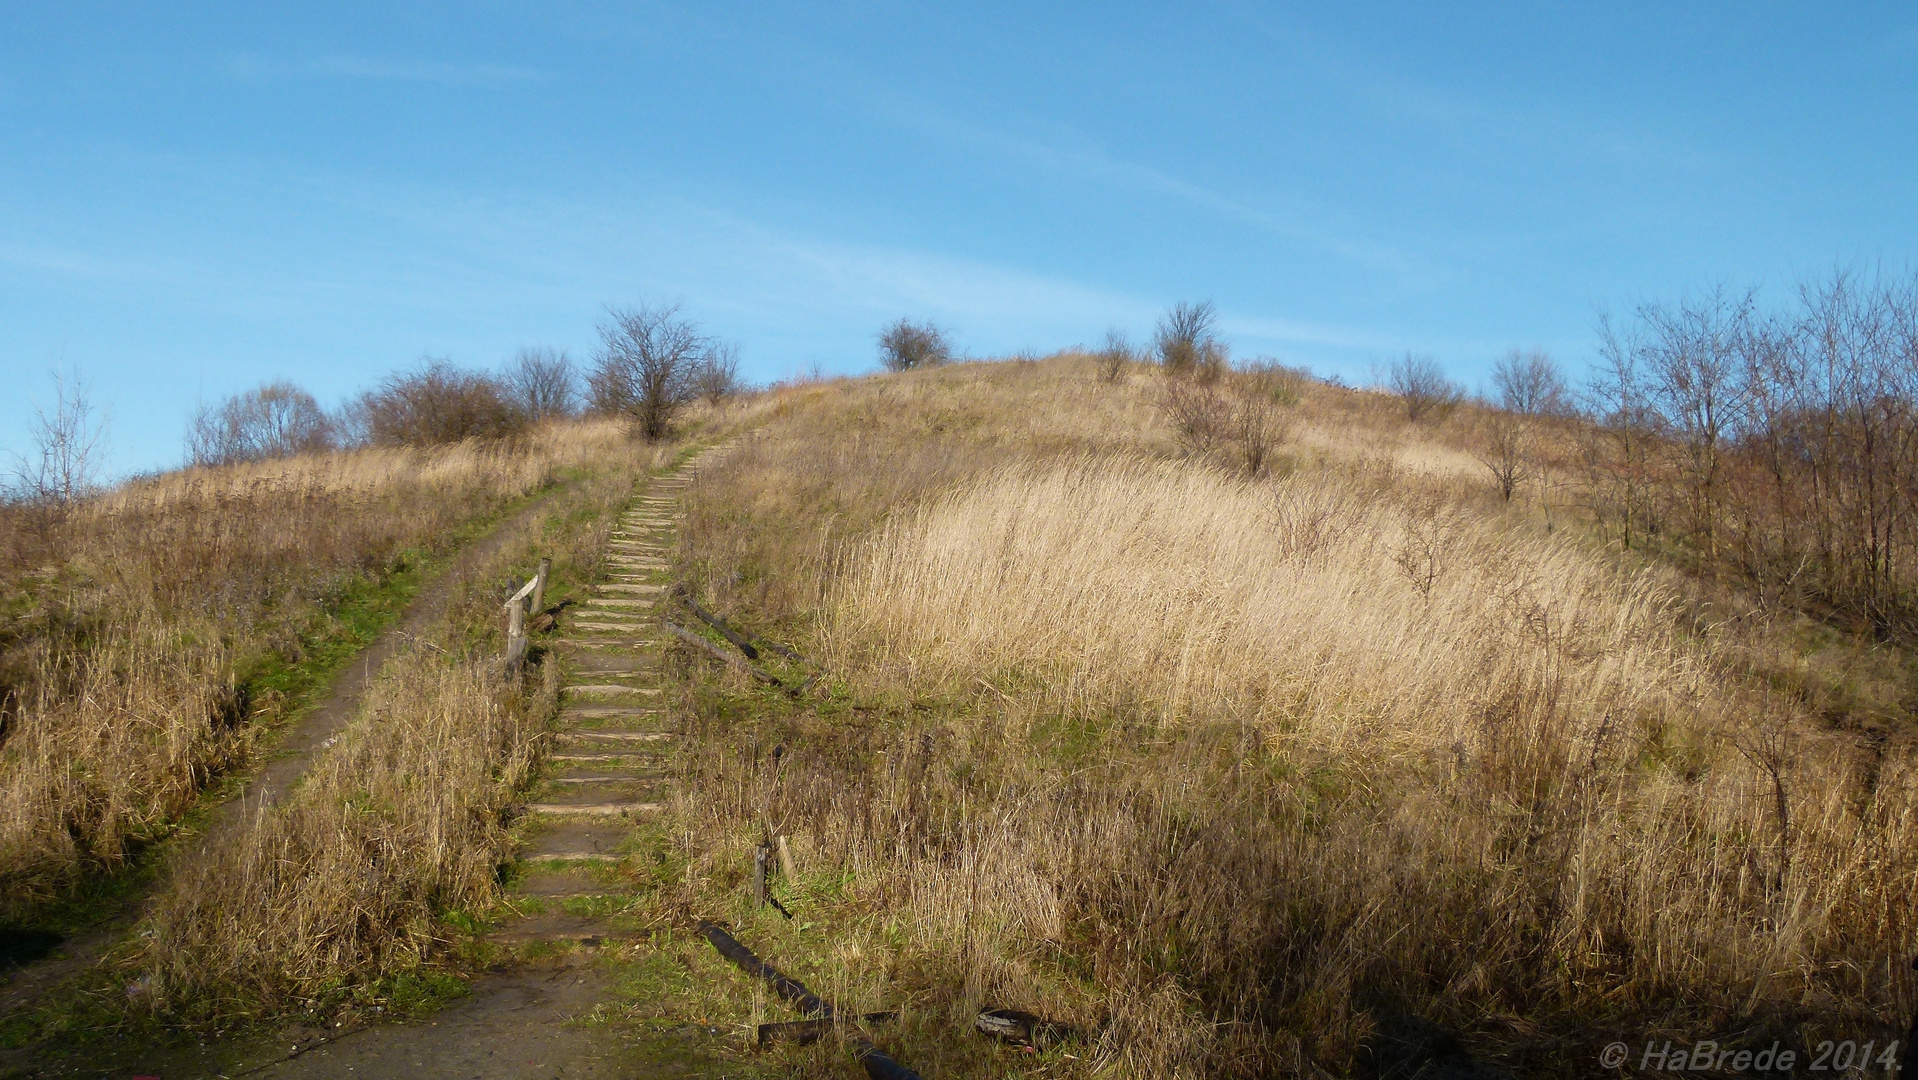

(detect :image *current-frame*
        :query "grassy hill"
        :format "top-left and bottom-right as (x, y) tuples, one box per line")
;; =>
(651, 355), (1913, 1076)
(2, 354), (1912, 1077)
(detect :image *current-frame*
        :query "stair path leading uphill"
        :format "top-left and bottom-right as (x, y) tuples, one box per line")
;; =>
(489, 444), (729, 948)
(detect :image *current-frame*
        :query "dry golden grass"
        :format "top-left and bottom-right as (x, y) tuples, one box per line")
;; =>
(0, 418), (639, 913)
(137, 649), (548, 1020)
(665, 356), (1915, 1076)
(128, 404), (772, 1021)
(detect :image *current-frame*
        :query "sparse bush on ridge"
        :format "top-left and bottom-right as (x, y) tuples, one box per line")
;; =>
(877, 318), (952, 372)
(7, 370), (106, 513)
(693, 340), (743, 405)
(1095, 327), (1135, 383)
(348, 359), (527, 447)
(1155, 300), (1226, 381)
(1389, 351), (1465, 421)
(505, 346), (579, 421)
(187, 380), (335, 466)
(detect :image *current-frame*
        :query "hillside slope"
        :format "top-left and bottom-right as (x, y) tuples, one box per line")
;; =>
(641, 356), (1913, 1077)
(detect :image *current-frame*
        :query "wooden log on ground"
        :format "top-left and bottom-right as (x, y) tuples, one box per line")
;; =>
(757, 1013), (898, 1048)
(974, 1007), (1079, 1049)
(697, 921), (923, 1080)
(673, 585), (806, 662)
(675, 586), (759, 659)
(663, 620), (783, 687)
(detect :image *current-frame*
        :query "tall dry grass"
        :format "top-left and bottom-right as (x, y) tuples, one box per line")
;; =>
(137, 650), (547, 1020)
(667, 358), (1915, 1076)
(131, 408), (765, 1021)
(0, 420), (635, 913)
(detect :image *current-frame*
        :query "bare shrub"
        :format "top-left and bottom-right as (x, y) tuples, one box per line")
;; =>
(350, 360), (525, 447)
(1232, 391), (1284, 476)
(187, 381), (334, 466)
(1477, 411), (1530, 501)
(1155, 301), (1225, 380)
(505, 347), (577, 421)
(1240, 358), (1309, 406)
(877, 318), (952, 372)
(1158, 372), (1287, 475)
(694, 341), (743, 405)
(10, 370), (106, 508)
(591, 302), (709, 440)
(1492, 347), (1567, 416)
(1095, 328), (1135, 383)
(1388, 353), (1464, 421)
(1158, 377), (1232, 454)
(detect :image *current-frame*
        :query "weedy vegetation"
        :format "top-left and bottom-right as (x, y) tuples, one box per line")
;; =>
(650, 341), (1914, 1077)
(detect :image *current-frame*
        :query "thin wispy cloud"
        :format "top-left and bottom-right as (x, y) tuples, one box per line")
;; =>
(873, 96), (1423, 280)
(230, 54), (547, 85)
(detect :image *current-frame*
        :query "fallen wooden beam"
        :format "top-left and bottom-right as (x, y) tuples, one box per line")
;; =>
(974, 1006), (1080, 1049)
(758, 1013), (898, 1048)
(675, 586), (760, 660)
(663, 620), (783, 687)
(674, 585), (806, 662)
(697, 921), (923, 1080)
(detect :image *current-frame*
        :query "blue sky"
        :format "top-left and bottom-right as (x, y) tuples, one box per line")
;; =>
(4, 3), (1916, 475)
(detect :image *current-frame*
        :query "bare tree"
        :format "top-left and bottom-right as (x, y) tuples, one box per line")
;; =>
(1095, 328), (1135, 383)
(1477, 412), (1530, 501)
(506, 347), (577, 421)
(593, 303), (707, 440)
(1492, 347), (1567, 416)
(187, 380), (334, 466)
(1640, 288), (1753, 558)
(1389, 353), (1464, 421)
(693, 341), (742, 405)
(1579, 316), (1661, 549)
(1156, 301), (1225, 380)
(877, 319), (951, 372)
(12, 370), (107, 507)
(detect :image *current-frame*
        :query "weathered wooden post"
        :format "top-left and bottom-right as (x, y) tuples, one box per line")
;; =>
(530, 557), (551, 620)
(505, 598), (527, 671)
(502, 566), (542, 674)
(753, 844), (770, 907)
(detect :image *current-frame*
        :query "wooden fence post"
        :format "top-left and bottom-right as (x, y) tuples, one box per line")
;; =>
(502, 563), (542, 675)
(506, 599), (527, 672)
(530, 557), (551, 619)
